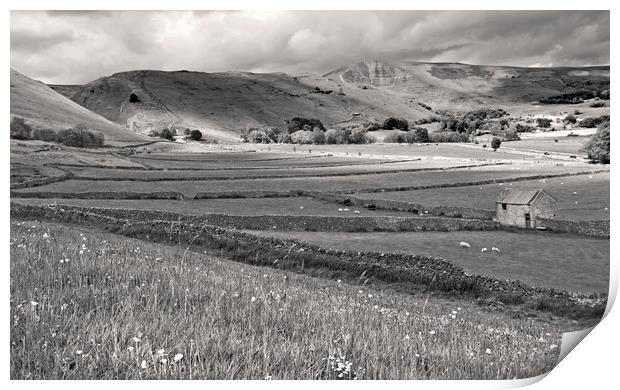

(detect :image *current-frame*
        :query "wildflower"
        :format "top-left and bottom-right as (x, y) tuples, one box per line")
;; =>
(451, 314), (456, 319)
(368, 294), (373, 298)
(132, 337), (141, 343)
(141, 360), (147, 369)
(251, 297), (256, 302)
(457, 307), (462, 311)
(429, 330), (436, 335)
(30, 301), (38, 306)
(337, 280), (342, 283)
(76, 350), (83, 355)
(550, 344), (558, 350)
(470, 352), (475, 357)
(128, 346), (134, 352)
(157, 349), (165, 354)
(173, 353), (183, 362)
(404, 335), (410, 340)
(486, 348), (491, 355)
(452, 310), (457, 314)
(160, 358), (168, 364)
(415, 353), (420, 358)
(264, 375), (272, 380)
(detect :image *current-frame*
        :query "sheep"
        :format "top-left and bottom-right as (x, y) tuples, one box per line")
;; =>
(481, 247), (488, 253)
(459, 241), (471, 248)
(491, 247), (501, 252)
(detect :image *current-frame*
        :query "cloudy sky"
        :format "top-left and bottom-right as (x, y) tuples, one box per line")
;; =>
(11, 10), (610, 84)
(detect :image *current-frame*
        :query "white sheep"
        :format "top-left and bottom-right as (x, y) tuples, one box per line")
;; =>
(481, 247), (488, 253)
(491, 247), (501, 252)
(460, 241), (471, 248)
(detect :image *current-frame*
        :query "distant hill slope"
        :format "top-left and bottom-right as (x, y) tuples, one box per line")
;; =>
(60, 61), (609, 141)
(10, 70), (149, 144)
(67, 69), (432, 141)
(326, 60), (610, 107)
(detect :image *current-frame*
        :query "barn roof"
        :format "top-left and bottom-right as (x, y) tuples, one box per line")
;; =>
(496, 189), (556, 205)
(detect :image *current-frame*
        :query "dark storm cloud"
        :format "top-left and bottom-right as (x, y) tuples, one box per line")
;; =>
(10, 10), (610, 84)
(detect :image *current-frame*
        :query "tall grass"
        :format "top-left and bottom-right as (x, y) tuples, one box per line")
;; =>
(11, 220), (561, 379)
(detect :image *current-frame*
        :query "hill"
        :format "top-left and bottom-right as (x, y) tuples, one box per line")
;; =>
(10, 69), (149, 144)
(60, 61), (609, 141)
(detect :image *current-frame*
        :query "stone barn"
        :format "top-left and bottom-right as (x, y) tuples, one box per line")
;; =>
(495, 189), (556, 228)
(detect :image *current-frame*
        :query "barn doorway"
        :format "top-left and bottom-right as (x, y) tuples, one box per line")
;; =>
(524, 213), (531, 228)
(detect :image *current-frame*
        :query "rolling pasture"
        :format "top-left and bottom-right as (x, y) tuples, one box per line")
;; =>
(10, 221), (562, 379)
(356, 172), (610, 221)
(246, 230), (609, 294)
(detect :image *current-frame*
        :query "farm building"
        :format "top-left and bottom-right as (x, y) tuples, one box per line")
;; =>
(495, 189), (556, 228)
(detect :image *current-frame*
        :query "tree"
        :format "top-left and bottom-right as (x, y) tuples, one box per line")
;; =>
(582, 122), (610, 164)
(310, 128), (325, 144)
(287, 117), (325, 133)
(159, 128), (175, 141)
(10, 117), (32, 140)
(491, 137), (502, 151)
(563, 115), (577, 124)
(129, 93), (140, 103)
(189, 129), (202, 141)
(536, 118), (552, 128)
(382, 117), (409, 131)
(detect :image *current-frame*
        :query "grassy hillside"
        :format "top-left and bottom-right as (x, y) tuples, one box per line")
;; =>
(10, 220), (563, 379)
(327, 60), (610, 108)
(61, 62), (608, 141)
(10, 69), (149, 144)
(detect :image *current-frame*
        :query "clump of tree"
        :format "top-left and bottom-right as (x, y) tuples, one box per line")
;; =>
(563, 115), (577, 125)
(579, 115), (609, 128)
(536, 118), (552, 128)
(10, 117), (33, 140)
(149, 128), (176, 141)
(382, 117), (409, 131)
(514, 123), (536, 133)
(428, 132), (469, 143)
(582, 120), (610, 164)
(539, 90), (608, 104)
(57, 124), (104, 147)
(286, 117), (325, 133)
(32, 128), (58, 142)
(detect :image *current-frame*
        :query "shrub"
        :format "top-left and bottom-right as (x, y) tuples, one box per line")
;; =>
(57, 124), (105, 147)
(429, 132), (469, 143)
(414, 127), (429, 143)
(290, 130), (313, 144)
(348, 129), (375, 144)
(363, 121), (382, 131)
(246, 130), (271, 143)
(536, 118), (552, 128)
(502, 129), (520, 141)
(515, 123), (535, 133)
(310, 128), (325, 144)
(563, 115), (577, 125)
(382, 117), (409, 131)
(384, 133), (405, 143)
(10, 117), (32, 140)
(590, 101), (606, 108)
(189, 129), (202, 141)
(31, 128), (58, 142)
(287, 117), (325, 133)
(265, 127), (283, 143)
(183, 128), (191, 135)
(491, 137), (502, 151)
(582, 122), (610, 164)
(325, 129), (346, 144)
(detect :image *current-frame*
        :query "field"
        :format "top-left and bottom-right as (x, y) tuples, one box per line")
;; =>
(355, 172), (610, 221)
(10, 135), (610, 380)
(245, 230), (609, 294)
(10, 221), (563, 379)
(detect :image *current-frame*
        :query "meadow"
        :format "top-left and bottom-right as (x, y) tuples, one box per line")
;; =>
(10, 221), (563, 380)
(356, 172), (610, 221)
(246, 230), (609, 294)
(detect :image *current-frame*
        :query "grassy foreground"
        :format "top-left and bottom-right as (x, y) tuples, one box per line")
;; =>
(11, 220), (563, 379)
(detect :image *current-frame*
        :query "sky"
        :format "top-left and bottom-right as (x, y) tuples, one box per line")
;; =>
(10, 10), (610, 84)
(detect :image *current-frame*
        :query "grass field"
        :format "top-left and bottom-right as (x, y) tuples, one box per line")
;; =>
(245, 230), (609, 294)
(13, 198), (415, 218)
(65, 160), (478, 181)
(14, 164), (598, 197)
(502, 137), (589, 155)
(356, 172), (610, 221)
(10, 221), (563, 379)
